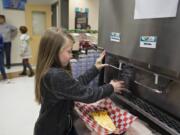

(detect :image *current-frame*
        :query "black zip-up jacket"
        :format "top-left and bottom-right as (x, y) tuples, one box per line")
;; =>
(34, 66), (114, 135)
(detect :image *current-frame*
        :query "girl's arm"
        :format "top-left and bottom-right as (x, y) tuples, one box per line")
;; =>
(43, 69), (114, 103)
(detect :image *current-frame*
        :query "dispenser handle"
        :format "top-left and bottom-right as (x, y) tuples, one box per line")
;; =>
(108, 64), (122, 71)
(134, 80), (163, 94)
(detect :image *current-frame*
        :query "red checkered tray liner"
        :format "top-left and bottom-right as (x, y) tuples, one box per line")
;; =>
(75, 98), (137, 135)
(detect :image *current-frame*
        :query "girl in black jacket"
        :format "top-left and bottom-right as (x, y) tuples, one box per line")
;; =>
(34, 28), (125, 135)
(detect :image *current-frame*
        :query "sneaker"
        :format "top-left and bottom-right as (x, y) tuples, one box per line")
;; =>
(6, 65), (11, 69)
(28, 72), (34, 77)
(0, 79), (11, 84)
(19, 72), (27, 76)
(5, 79), (11, 83)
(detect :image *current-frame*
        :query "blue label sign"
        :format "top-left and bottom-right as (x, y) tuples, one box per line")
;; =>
(110, 32), (120, 42)
(140, 36), (157, 48)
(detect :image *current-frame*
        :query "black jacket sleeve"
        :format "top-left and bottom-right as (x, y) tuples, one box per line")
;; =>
(77, 66), (99, 85)
(43, 68), (114, 103)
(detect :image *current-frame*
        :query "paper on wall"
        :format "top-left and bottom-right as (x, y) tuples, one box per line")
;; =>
(134, 0), (179, 19)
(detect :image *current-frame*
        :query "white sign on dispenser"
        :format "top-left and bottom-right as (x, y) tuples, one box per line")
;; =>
(140, 36), (157, 48)
(134, 0), (179, 19)
(110, 32), (121, 42)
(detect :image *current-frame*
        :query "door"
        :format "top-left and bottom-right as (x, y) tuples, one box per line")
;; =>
(25, 4), (51, 65)
(51, 2), (57, 27)
(61, 0), (69, 29)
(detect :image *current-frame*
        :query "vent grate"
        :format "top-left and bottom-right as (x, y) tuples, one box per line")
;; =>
(120, 92), (180, 133)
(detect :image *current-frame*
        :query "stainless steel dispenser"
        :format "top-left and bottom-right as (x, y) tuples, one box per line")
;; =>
(99, 0), (180, 134)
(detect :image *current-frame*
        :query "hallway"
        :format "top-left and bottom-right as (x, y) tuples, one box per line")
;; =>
(0, 77), (40, 135)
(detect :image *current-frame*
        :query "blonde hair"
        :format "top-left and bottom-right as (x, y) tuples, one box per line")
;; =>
(35, 29), (65, 104)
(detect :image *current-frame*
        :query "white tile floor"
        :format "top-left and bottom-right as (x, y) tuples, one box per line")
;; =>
(4, 65), (35, 74)
(0, 76), (40, 135)
(5, 65), (24, 73)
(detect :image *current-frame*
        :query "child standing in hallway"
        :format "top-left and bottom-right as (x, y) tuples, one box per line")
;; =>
(19, 26), (34, 77)
(0, 14), (17, 69)
(0, 33), (8, 81)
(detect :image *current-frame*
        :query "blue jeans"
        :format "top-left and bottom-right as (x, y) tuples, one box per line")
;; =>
(0, 50), (7, 80)
(4, 42), (11, 68)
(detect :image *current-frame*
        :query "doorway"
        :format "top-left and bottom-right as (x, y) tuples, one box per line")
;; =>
(25, 4), (51, 65)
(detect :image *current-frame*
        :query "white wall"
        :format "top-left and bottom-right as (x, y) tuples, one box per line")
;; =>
(69, 0), (99, 30)
(0, 0), (58, 64)
(0, 0), (99, 64)
(0, 0), (25, 64)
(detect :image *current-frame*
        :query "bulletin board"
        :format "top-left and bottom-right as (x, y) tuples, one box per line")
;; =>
(75, 8), (89, 29)
(3, 0), (27, 10)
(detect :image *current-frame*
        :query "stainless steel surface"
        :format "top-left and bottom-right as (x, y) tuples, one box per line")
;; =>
(133, 66), (180, 119)
(99, 0), (180, 78)
(99, 0), (180, 132)
(108, 64), (163, 93)
(107, 64), (164, 93)
(104, 54), (180, 122)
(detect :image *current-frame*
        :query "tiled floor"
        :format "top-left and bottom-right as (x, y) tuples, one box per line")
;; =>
(5, 65), (24, 73)
(0, 75), (91, 135)
(1, 66), (90, 135)
(4, 65), (35, 74)
(0, 76), (40, 135)
(0, 65), (36, 80)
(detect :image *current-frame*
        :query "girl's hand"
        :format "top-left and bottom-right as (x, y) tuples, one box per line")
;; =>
(110, 80), (125, 94)
(95, 50), (108, 70)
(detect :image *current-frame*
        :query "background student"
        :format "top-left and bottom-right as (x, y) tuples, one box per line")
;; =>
(0, 14), (17, 69)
